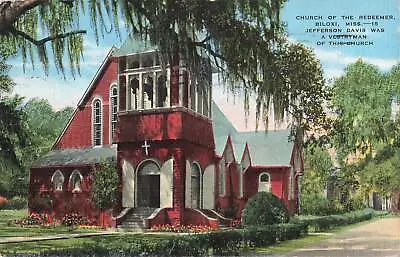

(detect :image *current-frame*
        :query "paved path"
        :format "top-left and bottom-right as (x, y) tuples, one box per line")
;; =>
(282, 217), (400, 257)
(0, 231), (119, 244)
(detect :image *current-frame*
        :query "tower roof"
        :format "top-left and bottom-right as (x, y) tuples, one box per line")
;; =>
(113, 34), (157, 57)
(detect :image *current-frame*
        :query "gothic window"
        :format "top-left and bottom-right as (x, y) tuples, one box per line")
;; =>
(110, 85), (118, 141)
(70, 170), (83, 192)
(258, 172), (271, 192)
(218, 160), (225, 196)
(190, 82), (196, 111)
(157, 74), (168, 107)
(289, 167), (295, 200)
(197, 84), (204, 115)
(191, 162), (201, 208)
(92, 98), (102, 146)
(239, 166), (244, 198)
(202, 84), (209, 116)
(129, 76), (139, 110)
(51, 170), (64, 191)
(143, 74), (154, 109)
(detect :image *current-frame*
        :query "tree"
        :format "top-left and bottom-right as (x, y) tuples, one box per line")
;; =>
(300, 145), (339, 215)
(91, 160), (119, 211)
(331, 59), (394, 160)
(0, 0), (328, 130)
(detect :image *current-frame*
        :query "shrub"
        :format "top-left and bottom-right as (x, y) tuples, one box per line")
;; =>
(29, 193), (52, 213)
(242, 192), (289, 226)
(91, 160), (119, 211)
(4, 196), (27, 210)
(296, 208), (374, 232)
(301, 196), (343, 216)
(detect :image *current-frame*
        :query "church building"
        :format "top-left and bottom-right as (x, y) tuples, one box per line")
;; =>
(29, 36), (303, 229)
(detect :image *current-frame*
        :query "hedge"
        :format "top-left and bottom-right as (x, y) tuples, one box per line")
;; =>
(294, 208), (375, 232)
(4, 222), (308, 257)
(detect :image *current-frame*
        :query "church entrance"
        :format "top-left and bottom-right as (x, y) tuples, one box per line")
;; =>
(136, 160), (160, 208)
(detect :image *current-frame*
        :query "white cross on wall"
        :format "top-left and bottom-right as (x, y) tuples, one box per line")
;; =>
(142, 140), (150, 156)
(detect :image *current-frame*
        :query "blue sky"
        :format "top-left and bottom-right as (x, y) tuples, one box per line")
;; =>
(7, 0), (400, 130)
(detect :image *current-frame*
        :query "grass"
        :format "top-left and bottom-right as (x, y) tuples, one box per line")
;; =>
(0, 234), (172, 254)
(0, 209), (103, 238)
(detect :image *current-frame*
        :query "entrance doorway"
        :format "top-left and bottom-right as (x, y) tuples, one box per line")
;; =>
(136, 160), (160, 208)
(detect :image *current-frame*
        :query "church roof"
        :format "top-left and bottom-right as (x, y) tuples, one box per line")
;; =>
(113, 34), (157, 57)
(212, 102), (294, 167)
(31, 146), (117, 168)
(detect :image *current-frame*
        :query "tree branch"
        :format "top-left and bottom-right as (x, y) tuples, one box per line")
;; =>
(10, 26), (86, 46)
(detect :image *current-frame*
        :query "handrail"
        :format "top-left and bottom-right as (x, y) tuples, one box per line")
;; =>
(112, 207), (132, 220)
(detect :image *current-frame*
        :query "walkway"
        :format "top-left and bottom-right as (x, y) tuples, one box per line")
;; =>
(282, 217), (400, 257)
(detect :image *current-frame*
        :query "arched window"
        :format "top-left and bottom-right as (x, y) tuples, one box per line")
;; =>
(51, 170), (64, 191)
(110, 85), (118, 141)
(70, 170), (83, 193)
(218, 160), (225, 196)
(92, 98), (102, 146)
(258, 172), (271, 192)
(157, 74), (168, 107)
(191, 162), (201, 208)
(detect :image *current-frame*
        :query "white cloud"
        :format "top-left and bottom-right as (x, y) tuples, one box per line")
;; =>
(314, 48), (398, 71)
(12, 76), (89, 110)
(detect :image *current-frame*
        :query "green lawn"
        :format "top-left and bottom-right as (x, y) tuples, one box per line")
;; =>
(0, 209), (103, 238)
(0, 234), (171, 254)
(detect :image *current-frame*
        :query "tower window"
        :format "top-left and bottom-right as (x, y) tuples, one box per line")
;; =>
(110, 85), (118, 140)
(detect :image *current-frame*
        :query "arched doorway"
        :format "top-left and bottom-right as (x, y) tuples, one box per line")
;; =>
(136, 160), (160, 208)
(191, 162), (201, 208)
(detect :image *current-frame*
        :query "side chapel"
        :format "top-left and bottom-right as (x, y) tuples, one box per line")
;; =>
(29, 36), (303, 228)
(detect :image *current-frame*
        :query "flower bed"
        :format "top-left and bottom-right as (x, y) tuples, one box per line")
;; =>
(9, 213), (51, 227)
(150, 224), (216, 233)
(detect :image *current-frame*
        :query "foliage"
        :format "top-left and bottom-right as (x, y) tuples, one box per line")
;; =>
(359, 146), (400, 199)
(243, 192), (289, 226)
(28, 193), (52, 213)
(0, 0), (328, 130)
(2, 195), (27, 210)
(331, 60), (394, 159)
(91, 160), (119, 210)
(295, 208), (375, 232)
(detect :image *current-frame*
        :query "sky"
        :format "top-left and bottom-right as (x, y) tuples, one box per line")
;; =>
(7, 0), (400, 131)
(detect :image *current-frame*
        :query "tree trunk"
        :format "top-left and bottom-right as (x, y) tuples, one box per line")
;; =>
(390, 190), (400, 213)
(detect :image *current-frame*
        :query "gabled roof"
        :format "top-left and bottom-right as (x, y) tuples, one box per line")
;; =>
(212, 102), (294, 167)
(32, 146), (116, 169)
(77, 47), (116, 107)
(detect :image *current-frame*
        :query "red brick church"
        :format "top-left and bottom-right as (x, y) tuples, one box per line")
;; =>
(29, 36), (303, 228)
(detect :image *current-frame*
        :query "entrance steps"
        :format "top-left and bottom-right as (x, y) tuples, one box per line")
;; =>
(117, 207), (155, 230)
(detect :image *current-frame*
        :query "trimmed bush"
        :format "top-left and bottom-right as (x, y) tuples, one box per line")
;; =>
(3, 196), (27, 209)
(243, 192), (289, 226)
(296, 208), (375, 232)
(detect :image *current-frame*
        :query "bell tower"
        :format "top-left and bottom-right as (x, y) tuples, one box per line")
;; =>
(115, 36), (215, 226)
